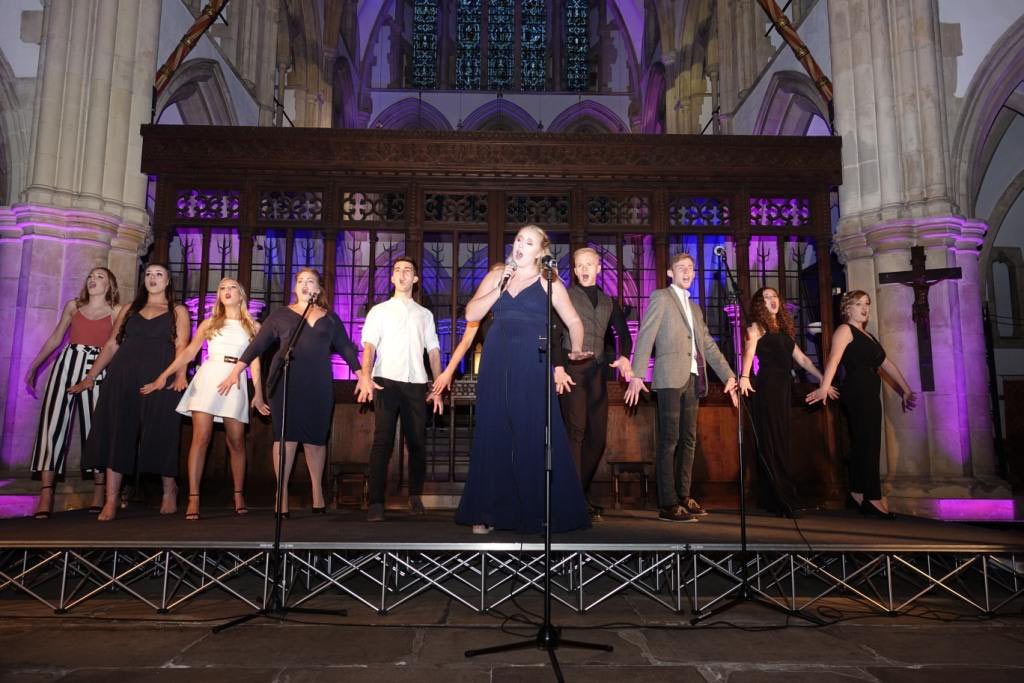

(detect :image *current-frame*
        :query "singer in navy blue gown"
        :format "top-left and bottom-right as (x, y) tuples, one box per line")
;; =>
(455, 226), (590, 534)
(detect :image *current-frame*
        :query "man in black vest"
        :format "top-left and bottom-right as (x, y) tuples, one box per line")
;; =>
(554, 247), (634, 519)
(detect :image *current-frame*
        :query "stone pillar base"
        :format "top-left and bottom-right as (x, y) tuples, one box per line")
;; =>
(0, 471), (99, 518)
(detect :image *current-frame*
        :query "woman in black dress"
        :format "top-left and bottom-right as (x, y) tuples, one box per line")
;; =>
(222, 268), (361, 516)
(70, 264), (190, 521)
(806, 290), (917, 518)
(738, 287), (834, 517)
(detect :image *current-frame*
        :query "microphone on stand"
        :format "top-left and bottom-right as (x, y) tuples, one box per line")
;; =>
(500, 256), (517, 293)
(540, 254), (558, 269)
(713, 245), (728, 258)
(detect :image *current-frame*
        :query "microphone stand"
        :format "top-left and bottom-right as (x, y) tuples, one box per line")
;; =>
(214, 293), (346, 633)
(690, 250), (820, 626)
(465, 261), (612, 681)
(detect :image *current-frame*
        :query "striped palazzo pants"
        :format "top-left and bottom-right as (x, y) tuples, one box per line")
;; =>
(29, 344), (104, 474)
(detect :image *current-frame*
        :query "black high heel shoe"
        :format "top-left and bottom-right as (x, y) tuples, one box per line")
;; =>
(311, 505), (326, 514)
(845, 494), (862, 511)
(860, 499), (896, 519)
(233, 490), (248, 516)
(88, 480), (104, 514)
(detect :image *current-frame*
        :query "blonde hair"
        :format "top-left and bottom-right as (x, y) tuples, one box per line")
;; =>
(519, 224), (551, 263)
(292, 267), (329, 309)
(573, 247), (599, 262)
(206, 278), (257, 341)
(840, 290), (871, 321)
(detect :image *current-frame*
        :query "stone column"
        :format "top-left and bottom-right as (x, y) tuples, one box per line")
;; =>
(830, 0), (1007, 515)
(0, 0), (160, 509)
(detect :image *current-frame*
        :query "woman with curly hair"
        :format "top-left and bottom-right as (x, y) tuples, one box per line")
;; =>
(70, 264), (190, 521)
(806, 290), (916, 519)
(739, 287), (834, 517)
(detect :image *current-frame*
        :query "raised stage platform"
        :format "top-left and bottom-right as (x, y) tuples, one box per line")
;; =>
(2, 507), (1022, 619)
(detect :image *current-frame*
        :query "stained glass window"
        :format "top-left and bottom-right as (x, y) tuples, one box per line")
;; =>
(566, 0), (589, 92)
(412, 0), (439, 89)
(521, 0), (546, 91)
(456, 0), (482, 90)
(487, 0), (514, 89)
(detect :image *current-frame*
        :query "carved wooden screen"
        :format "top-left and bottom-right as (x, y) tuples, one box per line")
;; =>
(142, 127), (842, 489)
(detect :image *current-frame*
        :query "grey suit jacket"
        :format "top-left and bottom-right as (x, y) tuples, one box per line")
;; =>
(630, 287), (735, 394)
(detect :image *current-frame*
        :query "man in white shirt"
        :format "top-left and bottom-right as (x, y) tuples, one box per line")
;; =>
(624, 252), (738, 523)
(356, 257), (443, 522)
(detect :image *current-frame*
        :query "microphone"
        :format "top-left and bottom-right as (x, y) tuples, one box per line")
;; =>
(540, 254), (558, 269)
(500, 256), (517, 292)
(713, 245), (727, 258)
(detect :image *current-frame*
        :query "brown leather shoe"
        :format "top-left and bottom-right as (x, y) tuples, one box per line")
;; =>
(658, 504), (698, 523)
(682, 498), (708, 516)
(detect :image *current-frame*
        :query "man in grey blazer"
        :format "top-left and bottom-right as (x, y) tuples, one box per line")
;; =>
(624, 252), (738, 522)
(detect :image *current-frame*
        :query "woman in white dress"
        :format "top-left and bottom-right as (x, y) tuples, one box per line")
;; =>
(141, 278), (268, 520)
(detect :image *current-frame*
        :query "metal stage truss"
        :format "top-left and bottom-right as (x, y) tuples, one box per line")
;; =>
(3, 542), (1023, 618)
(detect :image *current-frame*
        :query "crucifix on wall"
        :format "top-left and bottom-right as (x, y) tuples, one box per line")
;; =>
(877, 246), (962, 392)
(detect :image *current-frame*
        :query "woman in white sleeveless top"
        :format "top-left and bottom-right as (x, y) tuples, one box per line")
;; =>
(141, 278), (268, 520)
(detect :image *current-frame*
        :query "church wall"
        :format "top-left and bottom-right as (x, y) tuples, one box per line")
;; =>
(0, 0), (42, 78)
(730, 0), (831, 135)
(156, 0), (260, 125)
(938, 0), (1024, 98)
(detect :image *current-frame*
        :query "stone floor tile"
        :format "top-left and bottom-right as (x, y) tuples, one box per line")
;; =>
(639, 625), (873, 665)
(0, 628), (203, 669)
(174, 624), (418, 668)
(280, 667), (491, 682)
(56, 669), (281, 683)
(491, 664), (706, 682)
(834, 626), (1024, 666)
(415, 627), (640, 667)
(868, 667), (1024, 682)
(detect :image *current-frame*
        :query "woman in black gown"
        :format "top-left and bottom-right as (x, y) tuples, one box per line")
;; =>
(806, 290), (917, 518)
(222, 268), (362, 516)
(455, 225), (591, 535)
(738, 287), (834, 517)
(71, 264), (190, 521)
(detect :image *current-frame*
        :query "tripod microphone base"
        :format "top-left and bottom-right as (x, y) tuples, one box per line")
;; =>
(466, 623), (613, 681)
(689, 591), (824, 627)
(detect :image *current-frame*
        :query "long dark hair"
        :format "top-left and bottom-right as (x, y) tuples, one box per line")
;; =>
(750, 287), (796, 339)
(116, 263), (178, 345)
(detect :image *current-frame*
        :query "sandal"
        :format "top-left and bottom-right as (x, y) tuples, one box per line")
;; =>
(233, 490), (248, 516)
(34, 485), (55, 520)
(185, 493), (200, 521)
(88, 480), (104, 514)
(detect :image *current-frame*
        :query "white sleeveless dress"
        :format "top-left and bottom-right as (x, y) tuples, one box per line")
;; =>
(176, 319), (252, 423)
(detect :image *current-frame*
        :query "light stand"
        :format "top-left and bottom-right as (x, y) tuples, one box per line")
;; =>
(214, 295), (346, 633)
(690, 248), (820, 626)
(465, 258), (612, 681)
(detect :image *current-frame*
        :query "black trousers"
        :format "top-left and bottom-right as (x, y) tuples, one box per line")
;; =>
(368, 377), (428, 504)
(557, 359), (608, 498)
(654, 378), (700, 508)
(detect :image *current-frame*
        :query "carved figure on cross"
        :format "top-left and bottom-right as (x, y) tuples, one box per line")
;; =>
(877, 246), (962, 392)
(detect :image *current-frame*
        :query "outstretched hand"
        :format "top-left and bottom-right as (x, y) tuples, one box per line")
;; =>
(427, 391), (444, 415)
(553, 366), (574, 395)
(608, 356), (632, 382)
(623, 377), (649, 407)
(805, 386), (830, 406)
(355, 372), (382, 403)
(431, 370), (455, 397)
(723, 377), (739, 408)
(140, 376), (167, 395)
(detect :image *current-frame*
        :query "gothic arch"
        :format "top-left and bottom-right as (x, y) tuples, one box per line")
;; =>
(370, 97), (453, 130)
(752, 70), (831, 135)
(980, 168), (1024, 275)
(461, 99), (539, 132)
(154, 59), (239, 126)
(950, 15), (1024, 216)
(547, 100), (628, 133)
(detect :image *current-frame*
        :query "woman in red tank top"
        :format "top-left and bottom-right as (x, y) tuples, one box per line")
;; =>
(25, 268), (122, 519)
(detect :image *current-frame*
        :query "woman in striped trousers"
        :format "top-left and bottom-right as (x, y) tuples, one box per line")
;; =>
(25, 268), (122, 519)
